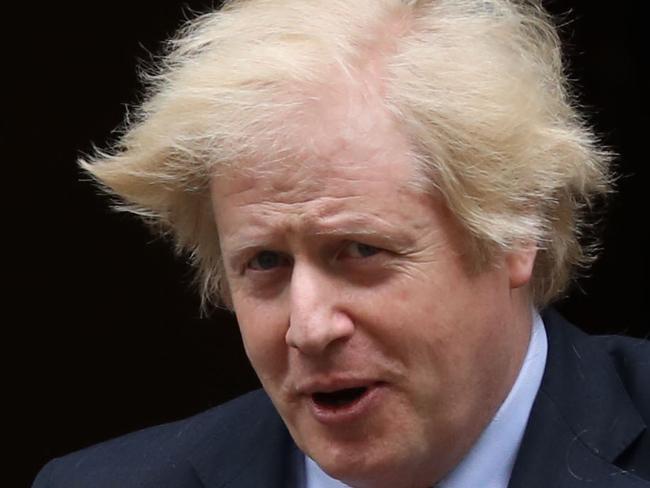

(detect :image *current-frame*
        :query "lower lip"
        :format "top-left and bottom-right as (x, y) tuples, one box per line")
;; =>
(308, 383), (386, 425)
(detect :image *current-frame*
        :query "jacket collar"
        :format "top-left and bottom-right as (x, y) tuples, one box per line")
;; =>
(187, 391), (303, 488)
(508, 309), (647, 487)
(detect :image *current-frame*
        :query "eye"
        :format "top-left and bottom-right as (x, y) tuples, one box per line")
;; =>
(344, 242), (382, 259)
(247, 251), (289, 271)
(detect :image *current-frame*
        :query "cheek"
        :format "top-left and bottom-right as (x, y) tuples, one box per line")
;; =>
(373, 267), (509, 373)
(235, 299), (289, 383)
(409, 272), (519, 392)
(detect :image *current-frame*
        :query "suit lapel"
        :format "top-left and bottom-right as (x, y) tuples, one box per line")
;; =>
(187, 391), (303, 488)
(508, 309), (648, 487)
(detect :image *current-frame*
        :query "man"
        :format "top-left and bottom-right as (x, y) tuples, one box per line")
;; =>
(34, 0), (648, 487)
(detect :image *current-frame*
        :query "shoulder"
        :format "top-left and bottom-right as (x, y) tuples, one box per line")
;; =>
(592, 333), (649, 392)
(550, 309), (649, 415)
(585, 332), (650, 428)
(543, 308), (649, 417)
(527, 309), (650, 484)
(32, 389), (275, 488)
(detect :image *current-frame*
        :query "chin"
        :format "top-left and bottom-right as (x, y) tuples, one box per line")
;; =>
(320, 460), (431, 488)
(301, 427), (436, 488)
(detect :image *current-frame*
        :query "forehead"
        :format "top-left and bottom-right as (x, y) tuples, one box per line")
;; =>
(213, 153), (413, 205)
(209, 121), (430, 253)
(210, 152), (421, 250)
(210, 156), (447, 282)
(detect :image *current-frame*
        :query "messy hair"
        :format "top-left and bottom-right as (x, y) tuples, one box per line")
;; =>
(81, 0), (611, 309)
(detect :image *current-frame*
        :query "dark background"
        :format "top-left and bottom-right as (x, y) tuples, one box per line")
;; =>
(10, 1), (646, 485)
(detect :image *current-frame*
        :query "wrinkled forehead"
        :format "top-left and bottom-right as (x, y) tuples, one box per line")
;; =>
(211, 156), (414, 209)
(210, 130), (418, 208)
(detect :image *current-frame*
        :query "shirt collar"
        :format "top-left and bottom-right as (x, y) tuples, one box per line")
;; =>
(437, 310), (547, 488)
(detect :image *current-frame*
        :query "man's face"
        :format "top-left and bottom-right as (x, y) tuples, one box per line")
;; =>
(211, 105), (533, 487)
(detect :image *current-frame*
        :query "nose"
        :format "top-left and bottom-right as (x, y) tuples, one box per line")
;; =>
(285, 262), (354, 356)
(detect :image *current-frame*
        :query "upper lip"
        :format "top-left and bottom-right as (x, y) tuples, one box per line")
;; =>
(296, 378), (382, 395)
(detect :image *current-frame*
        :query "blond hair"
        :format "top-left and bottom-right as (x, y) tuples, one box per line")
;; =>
(82, 0), (611, 309)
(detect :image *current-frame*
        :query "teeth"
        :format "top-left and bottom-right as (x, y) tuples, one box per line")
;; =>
(313, 387), (367, 407)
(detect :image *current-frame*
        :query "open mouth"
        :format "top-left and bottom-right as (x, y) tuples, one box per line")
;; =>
(312, 386), (369, 409)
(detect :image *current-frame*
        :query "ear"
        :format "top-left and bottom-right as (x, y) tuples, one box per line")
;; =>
(505, 245), (537, 289)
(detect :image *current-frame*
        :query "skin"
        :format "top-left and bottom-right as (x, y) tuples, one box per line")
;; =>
(210, 95), (536, 488)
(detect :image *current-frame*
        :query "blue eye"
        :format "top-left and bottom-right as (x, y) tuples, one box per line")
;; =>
(248, 251), (286, 271)
(348, 242), (381, 258)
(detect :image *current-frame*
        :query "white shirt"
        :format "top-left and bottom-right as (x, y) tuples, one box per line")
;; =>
(304, 311), (548, 488)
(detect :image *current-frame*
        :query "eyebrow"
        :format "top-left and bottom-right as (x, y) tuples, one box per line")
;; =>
(312, 226), (411, 246)
(222, 215), (416, 270)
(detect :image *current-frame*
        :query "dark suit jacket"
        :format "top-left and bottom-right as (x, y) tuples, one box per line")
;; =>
(33, 310), (649, 487)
